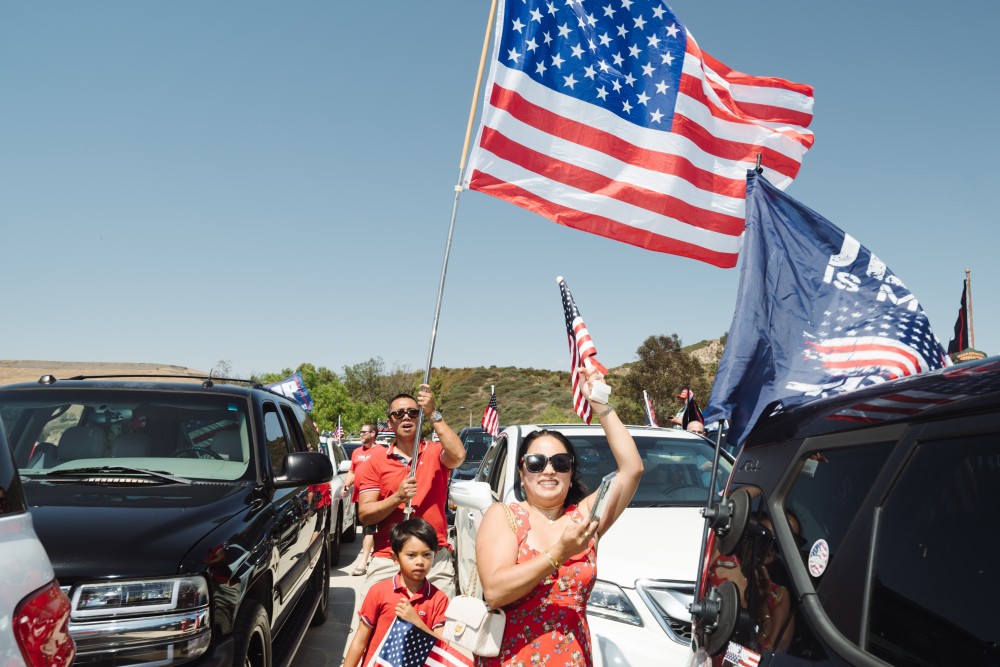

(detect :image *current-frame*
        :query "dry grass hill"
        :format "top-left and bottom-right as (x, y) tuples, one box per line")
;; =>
(0, 360), (208, 386)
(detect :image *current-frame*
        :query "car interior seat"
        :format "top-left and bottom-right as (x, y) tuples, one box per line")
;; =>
(58, 425), (107, 462)
(212, 429), (245, 462)
(111, 431), (153, 458)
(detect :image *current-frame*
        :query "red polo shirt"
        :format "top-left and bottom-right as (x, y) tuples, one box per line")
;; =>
(358, 574), (449, 667)
(356, 440), (451, 558)
(350, 444), (378, 503)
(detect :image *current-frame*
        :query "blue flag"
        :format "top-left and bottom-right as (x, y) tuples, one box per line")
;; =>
(704, 171), (948, 447)
(264, 372), (314, 412)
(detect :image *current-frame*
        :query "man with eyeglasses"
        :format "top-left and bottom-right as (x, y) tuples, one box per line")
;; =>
(356, 386), (465, 597)
(344, 423), (380, 575)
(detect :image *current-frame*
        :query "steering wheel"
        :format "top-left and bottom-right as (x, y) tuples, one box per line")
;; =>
(171, 447), (224, 460)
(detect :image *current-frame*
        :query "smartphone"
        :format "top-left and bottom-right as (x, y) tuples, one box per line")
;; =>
(588, 471), (617, 525)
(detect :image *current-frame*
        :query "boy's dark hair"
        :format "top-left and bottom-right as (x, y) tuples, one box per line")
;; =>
(389, 518), (438, 554)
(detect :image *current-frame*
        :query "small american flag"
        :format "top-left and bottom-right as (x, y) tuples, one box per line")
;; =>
(722, 641), (761, 667)
(334, 416), (344, 443)
(377, 419), (391, 433)
(371, 618), (473, 667)
(481, 386), (500, 437)
(643, 390), (658, 427)
(558, 276), (606, 424)
(465, 0), (814, 268)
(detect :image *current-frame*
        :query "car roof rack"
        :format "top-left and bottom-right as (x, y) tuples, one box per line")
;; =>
(37, 373), (264, 390)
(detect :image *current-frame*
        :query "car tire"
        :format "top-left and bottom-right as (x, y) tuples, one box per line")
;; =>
(232, 601), (271, 667)
(342, 504), (357, 543)
(310, 541), (330, 627)
(330, 507), (343, 566)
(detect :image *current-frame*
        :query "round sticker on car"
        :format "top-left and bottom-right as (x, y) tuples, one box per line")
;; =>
(808, 539), (829, 577)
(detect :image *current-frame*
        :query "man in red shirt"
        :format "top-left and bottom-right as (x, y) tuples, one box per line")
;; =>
(357, 385), (465, 597)
(344, 423), (380, 576)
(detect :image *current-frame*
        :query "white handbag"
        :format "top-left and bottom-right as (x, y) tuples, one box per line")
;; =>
(442, 504), (515, 657)
(442, 587), (505, 657)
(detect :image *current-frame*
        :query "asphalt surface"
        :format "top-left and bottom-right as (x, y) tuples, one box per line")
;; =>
(296, 529), (368, 666)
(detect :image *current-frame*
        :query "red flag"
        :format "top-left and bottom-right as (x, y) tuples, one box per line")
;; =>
(481, 386), (500, 438)
(465, 0), (814, 268)
(558, 277), (606, 424)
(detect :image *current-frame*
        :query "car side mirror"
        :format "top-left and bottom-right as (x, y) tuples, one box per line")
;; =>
(449, 480), (493, 511)
(276, 451), (334, 487)
(338, 459), (352, 474)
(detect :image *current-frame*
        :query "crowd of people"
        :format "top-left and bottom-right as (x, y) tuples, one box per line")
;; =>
(340, 368), (645, 667)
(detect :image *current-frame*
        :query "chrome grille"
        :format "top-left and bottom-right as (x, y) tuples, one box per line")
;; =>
(636, 580), (694, 644)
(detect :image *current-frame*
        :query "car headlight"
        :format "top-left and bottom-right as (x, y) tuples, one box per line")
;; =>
(72, 576), (209, 619)
(587, 580), (642, 626)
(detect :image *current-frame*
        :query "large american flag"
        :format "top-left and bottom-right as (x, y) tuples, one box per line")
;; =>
(481, 386), (500, 437)
(371, 619), (472, 667)
(465, 0), (814, 268)
(558, 276), (606, 424)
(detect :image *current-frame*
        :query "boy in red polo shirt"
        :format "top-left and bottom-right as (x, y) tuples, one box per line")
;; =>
(343, 519), (450, 667)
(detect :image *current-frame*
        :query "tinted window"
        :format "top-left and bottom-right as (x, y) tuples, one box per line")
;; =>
(786, 443), (894, 581)
(0, 425), (26, 515)
(867, 434), (1000, 666)
(263, 404), (289, 474)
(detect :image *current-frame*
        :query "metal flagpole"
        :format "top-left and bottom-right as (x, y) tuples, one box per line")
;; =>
(966, 268), (975, 350)
(403, 0), (499, 518)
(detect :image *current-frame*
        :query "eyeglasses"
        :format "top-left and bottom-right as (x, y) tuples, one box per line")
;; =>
(522, 453), (574, 474)
(388, 408), (421, 420)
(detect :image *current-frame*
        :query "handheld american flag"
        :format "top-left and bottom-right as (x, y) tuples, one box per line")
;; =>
(481, 386), (500, 437)
(334, 416), (344, 443)
(643, 390), (658, 427)
(558, 276), (607, 424)
(465, 0), (814, 268)
(371, 618), (473, 667)
(705, 172), (949, 448)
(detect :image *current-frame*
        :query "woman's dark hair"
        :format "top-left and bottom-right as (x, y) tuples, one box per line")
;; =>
(515, 429), (589, 508)
(389, 518), (438, 554)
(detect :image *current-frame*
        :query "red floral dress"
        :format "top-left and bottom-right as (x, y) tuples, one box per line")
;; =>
(477, 502), (597, 667)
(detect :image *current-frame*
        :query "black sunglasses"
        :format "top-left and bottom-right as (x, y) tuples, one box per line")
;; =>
(388, 408), (421, 420)
(522, 453), (574, 473)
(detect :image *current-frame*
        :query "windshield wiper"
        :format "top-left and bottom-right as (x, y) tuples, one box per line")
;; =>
(31, 466), (191, 485)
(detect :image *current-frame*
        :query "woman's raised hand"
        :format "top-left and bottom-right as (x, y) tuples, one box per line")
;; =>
(577, 365), (606, 403)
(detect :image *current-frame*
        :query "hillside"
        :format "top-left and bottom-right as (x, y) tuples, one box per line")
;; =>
(0, 361), (208, 386)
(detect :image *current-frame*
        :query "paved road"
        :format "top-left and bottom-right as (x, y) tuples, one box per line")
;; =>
(296, 529), (368, 666)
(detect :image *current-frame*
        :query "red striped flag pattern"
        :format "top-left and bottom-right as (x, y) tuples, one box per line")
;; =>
(465, 0), (814, 268)
(558, 277), (605, 424)
(481, 386), (500, 437)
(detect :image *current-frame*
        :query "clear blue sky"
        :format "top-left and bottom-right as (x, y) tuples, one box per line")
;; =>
(3, 2), (997, 379)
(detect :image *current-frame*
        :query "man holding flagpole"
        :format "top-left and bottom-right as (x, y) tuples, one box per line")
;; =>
(356, 385), (465, 597)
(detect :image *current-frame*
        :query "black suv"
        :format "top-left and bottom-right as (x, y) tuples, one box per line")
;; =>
(0, 375), (335, 667)
(692, 357), (1000, 667)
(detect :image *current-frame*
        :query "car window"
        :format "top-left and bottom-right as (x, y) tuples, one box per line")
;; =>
(0, 391), (253, 481)
(866, 433), (1000, 665)
(279, 404), (307, 453)
(483, 436), (507, 501)
(786, 442), (894, 584)
(263, 403), (290, 475)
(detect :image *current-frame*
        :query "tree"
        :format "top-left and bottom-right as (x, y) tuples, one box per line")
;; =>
(613, 334), (707, 426)
(343, 357), (386, 404)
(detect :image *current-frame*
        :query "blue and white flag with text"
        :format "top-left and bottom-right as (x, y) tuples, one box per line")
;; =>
(265, 372), (314, 412)
(705, 171), (949, 447)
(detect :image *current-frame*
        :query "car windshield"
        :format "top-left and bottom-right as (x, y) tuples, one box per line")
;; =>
(527, 433), (731, 507)
(0, 390), (253, 482)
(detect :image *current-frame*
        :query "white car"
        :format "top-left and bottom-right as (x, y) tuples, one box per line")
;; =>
(325, 441), (358, 564)
(0, 425), (75, 666)
(449, 423), (733, 667)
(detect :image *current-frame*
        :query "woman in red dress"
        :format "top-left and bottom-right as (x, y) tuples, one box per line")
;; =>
(475, 366), (643, 666)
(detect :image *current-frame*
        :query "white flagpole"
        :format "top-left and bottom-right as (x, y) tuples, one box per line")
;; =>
(404, 0), (499, 517)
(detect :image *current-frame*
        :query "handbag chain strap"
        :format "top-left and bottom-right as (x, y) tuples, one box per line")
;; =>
(465, 503), (517, 600)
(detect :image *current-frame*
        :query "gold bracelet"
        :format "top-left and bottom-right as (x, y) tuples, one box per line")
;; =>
(593, 404), (615, 419)
(543, 550), (560, 570)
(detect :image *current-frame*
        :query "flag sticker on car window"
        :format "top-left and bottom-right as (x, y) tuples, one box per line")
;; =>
(808, 539), (830, 577)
